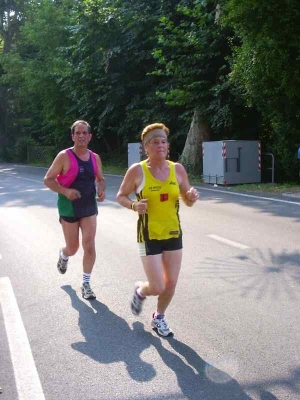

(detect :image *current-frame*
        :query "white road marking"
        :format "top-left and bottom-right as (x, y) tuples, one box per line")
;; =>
(0, 174), (42, 184)
(0, 188), (49, 196)
(196, 186), (300, 206)
(0, 254), (2, 259)
(1, 166), (300, 205)
(0, 277), (45, 400)
(207, 234), (250, 250)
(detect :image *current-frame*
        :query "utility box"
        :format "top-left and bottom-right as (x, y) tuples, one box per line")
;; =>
(203, 140), (261, 185)
(128, 143), (145, 168)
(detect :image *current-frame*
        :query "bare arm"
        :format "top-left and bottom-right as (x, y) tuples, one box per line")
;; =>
(94, 153), (106, 202)
(43, 152), (80, 201)
(116, 164), (147, 213)
(175, 163), (199, 207)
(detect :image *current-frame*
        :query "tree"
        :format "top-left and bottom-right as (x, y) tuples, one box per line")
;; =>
(152, 0), (237, 173)
(0, 0), (25, 156)
(223, 0), (300, 180)
(1, 0), (79, 152)
(59, 0), (187, 154)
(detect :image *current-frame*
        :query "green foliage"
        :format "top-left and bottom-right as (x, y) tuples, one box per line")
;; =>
(0, 144), (12, 161)
(223, 0), (300, 180)
(151, 0), (257, 141)
(59, 0), (187, 154)
(14, 136), (37, 163)
(0, 0), (299, 182)
(0, 0), (77, 150)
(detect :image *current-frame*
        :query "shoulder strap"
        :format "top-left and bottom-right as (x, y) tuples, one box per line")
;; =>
(168, 160), (177, 182)
(67, 148), (77, 166)
(89, 151), (98, 177)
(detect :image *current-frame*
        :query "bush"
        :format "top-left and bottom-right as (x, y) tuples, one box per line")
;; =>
(14, 136), (38, 163)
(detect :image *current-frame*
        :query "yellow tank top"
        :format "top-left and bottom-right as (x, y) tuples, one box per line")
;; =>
(136, 160), (182, 242)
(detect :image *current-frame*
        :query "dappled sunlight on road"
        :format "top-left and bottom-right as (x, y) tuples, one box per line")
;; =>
(195, 248), (300, 301)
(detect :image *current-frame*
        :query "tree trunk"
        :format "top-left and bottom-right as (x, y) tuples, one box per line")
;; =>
(215, 2), (221, 24)
(180, 109), (211, 175)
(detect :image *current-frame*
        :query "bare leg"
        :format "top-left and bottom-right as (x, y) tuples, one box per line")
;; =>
(61, 220), (80, 256)
(140, 249), (182, 314)
(139, 254), (164, 296)
(79, 215), (97, 274)
(157, 249), (182, 314)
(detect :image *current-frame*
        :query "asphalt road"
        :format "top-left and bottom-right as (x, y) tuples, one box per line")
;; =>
(0, 163), (300, 400)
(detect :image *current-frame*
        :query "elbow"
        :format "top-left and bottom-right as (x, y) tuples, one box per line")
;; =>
(43, 177), (49, 187)
(116, 192), (126, 206)
(116, 192), (121, 204)
(44, 176), (55, 189)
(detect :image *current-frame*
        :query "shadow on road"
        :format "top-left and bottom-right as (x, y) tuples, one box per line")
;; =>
(244, 368), (300, 400)
(61, 285), (253, 399)
(150, 333), (252, 400)
(0, 163), (122, 209)
(196, 248), (300, 301)
(1, 164), (300, 222)
(259, 390), (280, 399)
(62, 285), (156, 382)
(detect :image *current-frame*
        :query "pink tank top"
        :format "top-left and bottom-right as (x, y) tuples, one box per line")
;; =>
(56, 148), (98, 187)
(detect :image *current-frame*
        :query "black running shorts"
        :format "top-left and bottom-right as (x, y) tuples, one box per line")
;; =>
(138, 237), (183, 256)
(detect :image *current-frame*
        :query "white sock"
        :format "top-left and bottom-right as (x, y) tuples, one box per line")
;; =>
(154, 312), (164, 319)
(83, 273), (91, 284)
(60, 250), (69, 260)
(137, 287), (146, 299)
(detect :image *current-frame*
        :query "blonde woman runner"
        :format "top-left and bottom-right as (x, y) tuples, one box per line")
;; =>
(116, 123), (199, 336)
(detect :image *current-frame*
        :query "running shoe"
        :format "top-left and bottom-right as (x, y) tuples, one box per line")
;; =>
(81, 282), (96, 300)
(131, 282), (145, 316)
(151, 313), (173, 337)
(57, 250), (69, 274)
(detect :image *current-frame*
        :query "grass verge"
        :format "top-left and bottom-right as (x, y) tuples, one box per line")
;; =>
(226, 182), (300, 194)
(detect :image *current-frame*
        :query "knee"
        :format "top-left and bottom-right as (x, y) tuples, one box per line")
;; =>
(165, 280), (177, 293)
(82, 239), (95, 255)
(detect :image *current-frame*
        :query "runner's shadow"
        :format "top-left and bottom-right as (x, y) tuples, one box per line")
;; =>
(62, 285), (252, 398)
(61, 285), (156, 382)
(259, 390), (279, 399)
(145, 332), (253, 400)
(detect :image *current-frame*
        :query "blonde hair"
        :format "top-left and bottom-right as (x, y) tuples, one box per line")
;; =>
(141, 123), (170, 142)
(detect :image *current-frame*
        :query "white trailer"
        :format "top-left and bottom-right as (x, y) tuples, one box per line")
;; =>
(203, 140), (261, 185)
